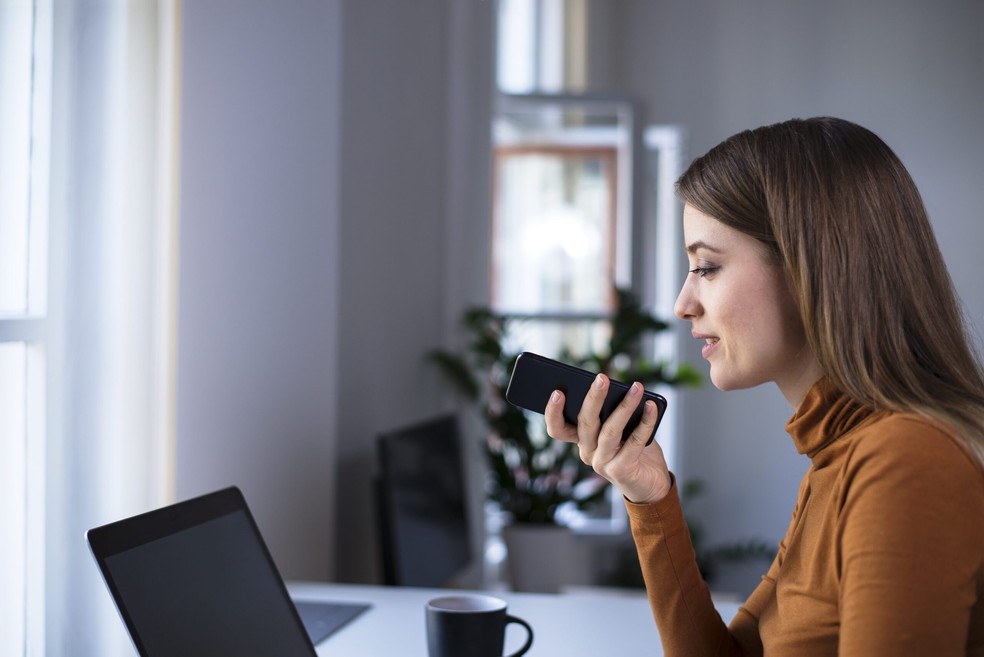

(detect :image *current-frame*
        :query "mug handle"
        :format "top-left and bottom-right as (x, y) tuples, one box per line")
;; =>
(502, 614), (534, 657)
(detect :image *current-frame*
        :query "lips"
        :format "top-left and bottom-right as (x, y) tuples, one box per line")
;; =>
(693, 332), (720, 359)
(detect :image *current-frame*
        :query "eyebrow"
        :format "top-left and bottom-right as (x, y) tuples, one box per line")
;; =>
(685, 240), (724, 255)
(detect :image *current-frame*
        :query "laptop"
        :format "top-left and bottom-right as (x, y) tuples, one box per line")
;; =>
(86, 486), (370, 656)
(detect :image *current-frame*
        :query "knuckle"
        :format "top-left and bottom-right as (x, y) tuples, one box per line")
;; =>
(598, 422), (621, 444)
(577, 411), (598, 433)
(595, 461), (615, 482)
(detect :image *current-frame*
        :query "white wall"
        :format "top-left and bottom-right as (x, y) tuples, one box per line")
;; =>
(597, 0), (984, 590)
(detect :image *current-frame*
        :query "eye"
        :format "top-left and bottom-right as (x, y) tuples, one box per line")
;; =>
(689, 265), (720, 278)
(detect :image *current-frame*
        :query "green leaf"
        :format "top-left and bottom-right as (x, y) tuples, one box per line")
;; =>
(426, 350), (480, 400)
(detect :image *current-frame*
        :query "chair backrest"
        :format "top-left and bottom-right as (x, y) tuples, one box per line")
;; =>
(374, 415), (472, 587)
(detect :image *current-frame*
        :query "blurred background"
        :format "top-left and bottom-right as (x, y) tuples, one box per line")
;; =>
(2, 0), (982, 654)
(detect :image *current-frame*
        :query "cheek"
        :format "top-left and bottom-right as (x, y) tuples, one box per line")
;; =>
(722, 276), (801, 354)
(775, 299), (809, 354)
(727, 307), (770, 357)
(755, 280), (807, 358)
(714, 282), (763, 341)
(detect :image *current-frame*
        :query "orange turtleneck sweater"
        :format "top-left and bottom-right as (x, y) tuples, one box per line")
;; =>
(627, 379), (984, 655)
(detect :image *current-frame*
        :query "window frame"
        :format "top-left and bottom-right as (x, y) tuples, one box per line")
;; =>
(0, 0), (52, 653)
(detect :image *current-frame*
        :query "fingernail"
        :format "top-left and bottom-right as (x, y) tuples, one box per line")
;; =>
(550, 391), (560, 403)
(594, 374), (605, 388)
(631, 382), (642, 395)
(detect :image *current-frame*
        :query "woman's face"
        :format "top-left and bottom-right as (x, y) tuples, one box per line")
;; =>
(674, 204), (820, 405)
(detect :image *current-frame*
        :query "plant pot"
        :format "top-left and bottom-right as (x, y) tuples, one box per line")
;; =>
(502, 523), (585, 593)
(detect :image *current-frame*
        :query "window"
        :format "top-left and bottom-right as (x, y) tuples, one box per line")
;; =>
(2, 3), (179, 653)
(643, 124), (687, 476)
(492, 0), (636, 377)
(492, 142), (617, 312)
(491, 94), (635, 359)
(0, 1), (51, 653)
(489, 97), (688, 524)
(496, 0), (586, 94)
(490, 2), (687, 533)
(491, 0), (688, 472)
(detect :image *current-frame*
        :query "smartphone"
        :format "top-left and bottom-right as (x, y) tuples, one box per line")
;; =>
(504, 351), (667, 445)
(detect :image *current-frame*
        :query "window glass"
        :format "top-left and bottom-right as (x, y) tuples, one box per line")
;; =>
(492, 148), (614, 315)
(491, 97), (634, 361)
(1, 3), (50, 652)
(496, 0), (536, 93)
(0, 342), (27, 655)
(0, 2), (34, 315)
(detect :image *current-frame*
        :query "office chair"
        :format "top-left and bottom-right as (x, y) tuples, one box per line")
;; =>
(374, 415), (472, 587)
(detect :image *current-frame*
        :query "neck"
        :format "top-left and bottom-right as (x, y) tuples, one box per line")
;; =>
(778, 358), (825, 408)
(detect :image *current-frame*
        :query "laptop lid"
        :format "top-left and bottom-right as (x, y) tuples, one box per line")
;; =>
(86, 486), (317, 657)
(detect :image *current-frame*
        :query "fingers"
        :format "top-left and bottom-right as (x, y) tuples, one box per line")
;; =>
(592, 381), (646, 462)
(546, 375), (659, 466)
(613, 399), (660, 460)
(546, 389), (600, 467)
(573, 374), (613, 462)
(545, 377), (670, 505)
(594, 399), (672, 504)
(576, 373), (609, 437)
(544, 390), (579, 443)
(546, 373), (611, 446)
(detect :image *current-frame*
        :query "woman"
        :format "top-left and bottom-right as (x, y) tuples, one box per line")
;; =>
(545, 117), (984, 655)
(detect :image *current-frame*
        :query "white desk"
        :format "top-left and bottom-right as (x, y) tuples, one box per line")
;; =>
(288, 582), (741, 657)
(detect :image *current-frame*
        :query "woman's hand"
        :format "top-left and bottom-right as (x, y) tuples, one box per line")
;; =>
(544, 373), (672, 505)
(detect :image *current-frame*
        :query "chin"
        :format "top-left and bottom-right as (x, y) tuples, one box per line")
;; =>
(709, 368), (761, 392)
(708, 370), (734, 391)
(710, 378), (740, 392)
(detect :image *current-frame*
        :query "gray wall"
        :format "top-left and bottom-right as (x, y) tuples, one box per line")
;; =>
(594, 0), (984, 586)
(332, 0), (494, 583)
(177, 0), (493, 582)
(177, 0), (345, 580)
(176, 0), (983, 590)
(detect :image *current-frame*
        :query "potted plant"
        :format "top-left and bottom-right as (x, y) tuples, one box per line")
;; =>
(429, 287), (700, 591)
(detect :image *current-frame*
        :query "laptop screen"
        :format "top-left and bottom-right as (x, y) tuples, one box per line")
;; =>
(87, 487), (316, 657)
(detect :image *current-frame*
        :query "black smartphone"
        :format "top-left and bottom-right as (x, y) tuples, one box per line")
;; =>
(504, 351), (667, 445)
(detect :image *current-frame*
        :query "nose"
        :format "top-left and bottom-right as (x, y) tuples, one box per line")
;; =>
(674, 276), (700, 321)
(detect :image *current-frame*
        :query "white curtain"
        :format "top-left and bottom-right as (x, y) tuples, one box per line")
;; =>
(42, 1), (180, 655)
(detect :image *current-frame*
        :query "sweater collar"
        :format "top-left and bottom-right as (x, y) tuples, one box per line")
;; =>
(785, 378), (874, 458)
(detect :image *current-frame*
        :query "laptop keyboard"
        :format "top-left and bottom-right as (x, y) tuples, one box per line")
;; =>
(293, 600), (371, 646)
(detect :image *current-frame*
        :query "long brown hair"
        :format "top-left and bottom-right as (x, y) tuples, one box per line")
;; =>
(677, 117), (984, 470)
